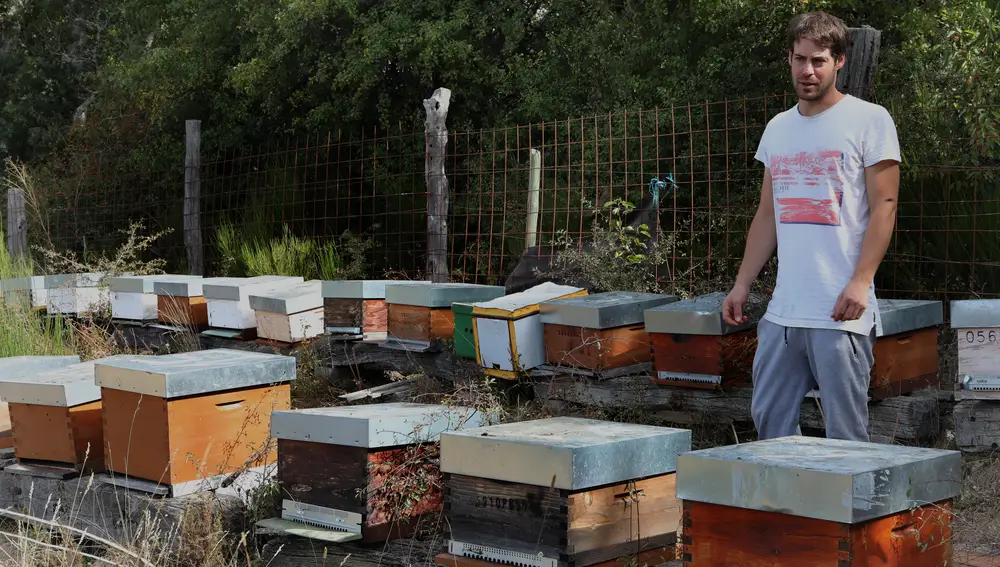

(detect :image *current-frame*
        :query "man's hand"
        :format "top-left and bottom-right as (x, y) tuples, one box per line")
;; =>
(723, 284), (751, 327)
(832, 279), (869, 321)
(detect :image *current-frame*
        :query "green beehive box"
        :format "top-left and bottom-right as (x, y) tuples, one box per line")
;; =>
(452, 303), (476, 359)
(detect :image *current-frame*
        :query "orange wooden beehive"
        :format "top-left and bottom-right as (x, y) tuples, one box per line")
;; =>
(94, 348), (295, 496)
(675, 436), (961, 566)
(321, 280), (428, 339)
(539, 291), (679, 373)
(153, 277), (209, 328)
(384, 283), (505, 347)
(0, 359), (120, 474)
(644, 292), (761, 390)
(0, 356), (81, 453)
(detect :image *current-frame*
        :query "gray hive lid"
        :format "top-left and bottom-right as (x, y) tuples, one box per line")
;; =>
(0, 358), (126, 407)
(877, 299), (943, 337)
(1, 276), (46, 292)
(153, 276), (205, 297)
(0, 355), (82, 383)
(94, 348), (296, 399)
(950, 299), (1000, 329)
(111, 274), (203, 294)
(45, 273), (104, 289)
(439, 416), (692, 491)
(644, 291), (764, 335)
(539, 291), (679, 329)
(247, 280), (323, 314)
(321, 280), (431, 300)
(471, 282), (586, 317)
(202, 275), (305, 301)
(385, 282), (507, 308)
(271, 402), (489, 448)
(675, 435), (962, 524)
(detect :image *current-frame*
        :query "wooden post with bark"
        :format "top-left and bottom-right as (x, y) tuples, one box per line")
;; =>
(6, 186), (27, 259)
(423, 88), (451, 283)
(184, 119), (204, 276)
(839, 26), (882, 101)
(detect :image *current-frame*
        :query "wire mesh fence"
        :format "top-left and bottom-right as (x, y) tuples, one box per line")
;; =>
(20, 75), (1000, 300)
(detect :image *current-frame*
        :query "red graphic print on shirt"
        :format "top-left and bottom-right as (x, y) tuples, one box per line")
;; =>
(770, 150), (844, 226)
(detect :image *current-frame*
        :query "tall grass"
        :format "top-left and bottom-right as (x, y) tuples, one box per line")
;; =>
(0, 229), (74, 357)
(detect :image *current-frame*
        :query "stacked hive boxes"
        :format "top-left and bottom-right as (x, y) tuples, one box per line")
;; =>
(111, 274), (204, 322)
(249, 280), (325, 344)
(385, 283), (505, 348)
(203, 275), (304, 336)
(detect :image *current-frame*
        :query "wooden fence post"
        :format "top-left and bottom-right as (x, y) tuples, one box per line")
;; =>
(6, 186), (27, 259)
(525, 148), (541, 250)
(839, 26), (881, 101)
(184, 119), (204, 276)
(424, 88), (451, 283)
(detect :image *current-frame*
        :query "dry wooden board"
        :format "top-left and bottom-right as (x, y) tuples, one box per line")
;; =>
(535, 375), (940, 442)
(256, 307), (325, 343)
(954, 400), (1000, 453)
(957, 327), (1000, 375)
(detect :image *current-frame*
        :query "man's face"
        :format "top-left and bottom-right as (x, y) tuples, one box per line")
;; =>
(788, 38), (844, 101)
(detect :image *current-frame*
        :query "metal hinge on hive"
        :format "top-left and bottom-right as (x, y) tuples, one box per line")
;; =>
(281, 500), (362, 534)
(448, 540), (558, 567)
(963, 375), (1000, 392)
(656, 371), (721, 385)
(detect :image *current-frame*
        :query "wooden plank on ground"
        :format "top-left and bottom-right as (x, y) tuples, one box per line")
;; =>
(535, 375), (940, 442)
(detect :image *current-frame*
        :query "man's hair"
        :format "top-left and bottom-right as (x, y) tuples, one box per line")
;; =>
(786, 11), (850, 60)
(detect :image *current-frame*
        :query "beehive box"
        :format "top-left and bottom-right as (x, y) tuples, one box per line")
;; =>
(675, 435), (962, 566)
(451, 303), (477, 359)
(385, 283), (506, 347)
(0, 355), (81, 451)
(110, 274), (204, 322)
(45, 273), (106, 315)
(950, 299), (1000, 391)
(1, 276), (48, 311)
(644, 291), (760, 389)
(204, 275), (304, 334)
(94, 349), (295, 496)
(0, 359), (122, 473)
(540, 291), (679, 372)
(869, 298), (943, 399)
(472, 282), (587, 380)
(248, 280), (325, 344)
(263, 402), (488, 543)
(437, 417), (691, 567)
(321, 280), (428, 338)
(154, 276), (209, 328)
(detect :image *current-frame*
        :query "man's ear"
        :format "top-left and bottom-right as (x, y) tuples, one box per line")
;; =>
(836, 52), (846, 71)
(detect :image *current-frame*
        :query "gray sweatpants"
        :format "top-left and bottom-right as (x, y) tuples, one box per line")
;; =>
(750, 317), (876, 442)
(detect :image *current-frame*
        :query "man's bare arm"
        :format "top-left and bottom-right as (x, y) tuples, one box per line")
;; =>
(852, 159), (899, 287)
(735, 168), (778, 289)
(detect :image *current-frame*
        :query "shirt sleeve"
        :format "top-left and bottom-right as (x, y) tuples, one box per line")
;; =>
(863, 106), (902, 167)
(754, 120), (772, 168)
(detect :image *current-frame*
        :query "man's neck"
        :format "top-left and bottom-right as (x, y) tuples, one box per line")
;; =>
(797, 89), (846, 117)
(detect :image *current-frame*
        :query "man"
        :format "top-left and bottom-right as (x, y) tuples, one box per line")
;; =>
(721, 11), (901, 442)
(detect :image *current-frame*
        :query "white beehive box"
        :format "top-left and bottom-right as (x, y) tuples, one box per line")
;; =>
(1, 276), (48, 310)
(249, 280), (324, 343)
(951, 299), (1000, 390)
(203, 276), (305, 331)
(110, 274), (204, 321)
(45, 273), (107, 315)
(470, 282), (587, 379)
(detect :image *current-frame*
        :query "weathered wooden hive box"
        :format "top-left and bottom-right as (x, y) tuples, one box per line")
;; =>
(111, 274), (204, 322)
(45, 273), (106, 315)
(385, 283), (506, 347)
(264, 402), (488, 544)
(437, 416), (691, 567)
(869, 298), (943, 399)
(1, 276), (48, 311)
(675, 435), (962, 566)
(451, 303), (477, 359)
(950, 299), (1000, 392)
(644, 291), (760, 389)
(0, 359), (119, 472)
(321, 280), (427, 338)
(153, 276), (209, 328)
(94, 348), (295, 496)
(0, 355), (81, 451)
(471, 282), (587, 379)
(248, 279), (325, 344)
(540, 291), (679, 372)
(203, 275), (303, 334)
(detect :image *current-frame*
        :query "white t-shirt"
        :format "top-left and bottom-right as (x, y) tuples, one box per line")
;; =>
(754, 94), (902, 336)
